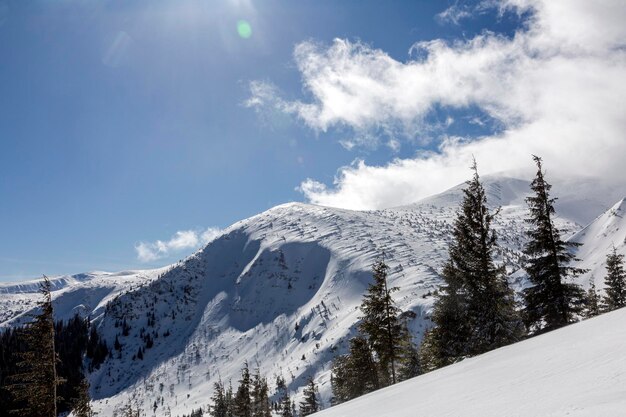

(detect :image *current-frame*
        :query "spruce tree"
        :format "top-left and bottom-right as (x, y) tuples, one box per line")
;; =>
(233, 363), (252, 417)
(275, 376), (292, 417)
(397, 342), (421, 382)
(120, 401), (142, 417)
(298, 377), (319, 417)
(251, 369), (271, 417)
(584, 281), (601, 318)
(604, 246), (626, 310)
(225, 382), (235, 417)
(329, 355), (350, 405)
(7, 275), (61, 417)
(421, 162), (522, 367)
(419, 274), (467, 369)
(72, 378), (95, 417)
(330, 335), (379, 404)
(417, 328), (447, 373)
(359, 258), (411, 385)
(210, 380), (228, 417)
(523, 156), (586, 332)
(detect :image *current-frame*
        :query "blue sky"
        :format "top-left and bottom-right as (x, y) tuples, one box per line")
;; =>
(1, 0), (624, 280)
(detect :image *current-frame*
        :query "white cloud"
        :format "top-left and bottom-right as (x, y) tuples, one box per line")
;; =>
(436, 3), (474, 25)
(135, 227), (223, 263)
(249, 0), (626, 209)
(200, 227), (222, 244)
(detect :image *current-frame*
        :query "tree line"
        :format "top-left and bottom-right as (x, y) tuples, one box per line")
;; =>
(331, 155), (626, 406)
(0, 276), (101, 416)
(207, 363), (320, 417)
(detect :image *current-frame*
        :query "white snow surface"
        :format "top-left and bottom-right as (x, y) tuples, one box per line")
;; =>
(312, 307), (626, 417)
(571, 198), (626, 290)
(0, 176), (623, 416)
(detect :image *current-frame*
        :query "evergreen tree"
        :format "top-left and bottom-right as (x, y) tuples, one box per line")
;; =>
(330, 336), (379, 404)
(523, 156), (586, 332)
(114, 335), (122, 352)
(210, 380), (228, 417)
(359, 258), (411, 385)
(397, 342), (421, 382)
(225, 382), (235, 417)
(233, 363), (252, 417)
(298, 377), (319, 417)
(275, 376), (292, 417)
(604, 246), (626, 310)
(6, 276), (61, 417)
(72, 378), (95, 417)
(330, 355), (350, 405)
(584, 281), (601, 319)
(419, 276), (467, 370)
(120, 401), (142, 417)
(85, 325), (108, 371)
(421, 162), (522, 368)
(418, 328), (447, 373)
(251, 369), (271, 417)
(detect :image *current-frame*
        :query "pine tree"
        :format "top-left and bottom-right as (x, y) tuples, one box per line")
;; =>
(604, 246), (626, 311)
(330, 336), (379, 404)
(421, 161), (522, 368)
(523, 156), (587, 332)
(397, 342), (421, 382)
(584, 281), (601, 318)
(210, 380), (228, 417)
(418, 328), (447, 373)
(233, 363), (252, 417)
(114, 335), (122, 352)
(298, 377), (319, 417)
(72, 378), (95, 417)
(419, 274), (467, 370)
(7, 275), (62, 417)
(251, 369), (271, 417)
(359, 258), (411, 385)
(225, 382), (235, 417)
(330, 354), (350, 405)
(275, 376), (292, 417)
(120, 401), (142, 417)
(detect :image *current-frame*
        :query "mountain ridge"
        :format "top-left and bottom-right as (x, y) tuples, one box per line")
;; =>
(0, 175), (623, 416)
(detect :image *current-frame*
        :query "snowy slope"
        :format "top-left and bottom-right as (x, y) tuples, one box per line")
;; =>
(0, 176), (621, 416)
(311, 307), (626, 417)
(0, 269), (166, 326)
(571, 198), (626, 289)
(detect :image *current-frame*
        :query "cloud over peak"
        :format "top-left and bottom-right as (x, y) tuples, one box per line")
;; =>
(135, 227), (222, 263)
(249, 0), (626, 209)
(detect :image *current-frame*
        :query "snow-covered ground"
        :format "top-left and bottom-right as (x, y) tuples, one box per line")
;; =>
(312, 307), (626, 417)
(0, 175), (623, 416)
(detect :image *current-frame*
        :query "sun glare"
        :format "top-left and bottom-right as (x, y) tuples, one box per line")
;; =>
(237, 19), (252, 39)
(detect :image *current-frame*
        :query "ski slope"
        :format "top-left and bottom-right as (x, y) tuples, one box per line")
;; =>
(312, 307), (626, 417)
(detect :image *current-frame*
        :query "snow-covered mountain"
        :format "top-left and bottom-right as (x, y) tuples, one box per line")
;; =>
(0, 176), (623, 416)
(571, 198), (626, 290)
(312, 306), (626, 417)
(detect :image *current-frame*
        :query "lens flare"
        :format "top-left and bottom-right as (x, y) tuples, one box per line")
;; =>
(237, 20), (252, 39)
